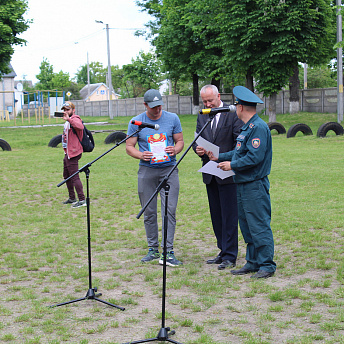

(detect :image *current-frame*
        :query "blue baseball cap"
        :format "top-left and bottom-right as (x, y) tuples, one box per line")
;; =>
(233, 86), (264, 106)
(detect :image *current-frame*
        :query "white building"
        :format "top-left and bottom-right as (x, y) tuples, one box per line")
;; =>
(0, 64), (16, 117)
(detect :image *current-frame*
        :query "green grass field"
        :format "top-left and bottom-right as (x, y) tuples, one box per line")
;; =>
(0, 112), (344, 344)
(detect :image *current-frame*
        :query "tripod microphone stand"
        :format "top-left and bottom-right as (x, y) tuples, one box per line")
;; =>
(122, 114), (216, 343)
(50, 128), (143, 309)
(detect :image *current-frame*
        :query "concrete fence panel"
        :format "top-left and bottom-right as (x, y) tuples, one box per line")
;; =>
(20, 87), (342, 118)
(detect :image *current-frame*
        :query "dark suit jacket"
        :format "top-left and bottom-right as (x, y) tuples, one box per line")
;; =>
(193, 102), (244, 185)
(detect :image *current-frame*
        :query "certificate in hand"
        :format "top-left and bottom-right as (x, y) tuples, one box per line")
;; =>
(195, 132), (219, 159)
(147, 133), (171, 164)
(198, 161), (235, 180)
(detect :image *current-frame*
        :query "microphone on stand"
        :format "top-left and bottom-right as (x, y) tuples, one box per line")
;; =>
(131, 120), (160, 130)
(199, 105), (236, 115)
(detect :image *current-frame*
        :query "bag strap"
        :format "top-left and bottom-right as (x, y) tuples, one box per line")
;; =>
(70, 123), (83, 146)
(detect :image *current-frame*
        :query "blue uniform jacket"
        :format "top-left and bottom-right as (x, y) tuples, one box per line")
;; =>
(218, 113), (272, 184)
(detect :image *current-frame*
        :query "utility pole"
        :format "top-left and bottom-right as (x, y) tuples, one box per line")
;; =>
(337, 0), (343, 123)
(95, 20), (114, 119)
(87, 52), (90, 101)
(106, 24), (114, 119)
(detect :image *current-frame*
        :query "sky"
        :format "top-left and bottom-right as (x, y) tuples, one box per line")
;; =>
(11, 0), (154, 84)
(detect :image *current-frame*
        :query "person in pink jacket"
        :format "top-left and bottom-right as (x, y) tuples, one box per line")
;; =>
(61, 101), (86, 208)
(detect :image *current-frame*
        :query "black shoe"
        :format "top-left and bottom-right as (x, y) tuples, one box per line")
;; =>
(62, 198), (77, 204)
(218, 260), (236, 270)
(231, 267), (257, 275)
(206, 255), (222, 264)
(250, 270), (274, 279)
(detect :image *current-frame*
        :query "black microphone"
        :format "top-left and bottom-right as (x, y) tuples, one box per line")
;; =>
(199, 105), (236, 115)
(131, 120), (160, 130)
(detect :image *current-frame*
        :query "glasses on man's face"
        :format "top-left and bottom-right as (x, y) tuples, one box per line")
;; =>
(61, 103), (71, 110)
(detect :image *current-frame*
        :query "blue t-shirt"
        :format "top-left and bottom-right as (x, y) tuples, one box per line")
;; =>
(127, 110), (183, 168)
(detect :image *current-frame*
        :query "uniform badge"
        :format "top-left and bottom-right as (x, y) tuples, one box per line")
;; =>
(249, 123), (255, 128)
(236, 142), (242, 150)
(252, 138), (260, 148)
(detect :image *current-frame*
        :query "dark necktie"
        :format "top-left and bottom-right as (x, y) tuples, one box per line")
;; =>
(212, 117), (217, 138)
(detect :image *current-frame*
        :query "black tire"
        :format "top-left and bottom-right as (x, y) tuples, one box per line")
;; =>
(104, 131), (127, 144)
(268, 122), (286, 134)
(0, 138), (11, 151)
(48, 134), (62, 147)
(317, 122), (344, 138)
(287, 123), (313, 138)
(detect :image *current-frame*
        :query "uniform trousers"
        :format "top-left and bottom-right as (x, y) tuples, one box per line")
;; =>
(138, 165), (179, 251)
(236, 176), (276, 273)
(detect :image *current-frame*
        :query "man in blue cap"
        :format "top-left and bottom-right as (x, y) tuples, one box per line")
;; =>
(208, 86), (276, 278)
(126, 89), (184, 267)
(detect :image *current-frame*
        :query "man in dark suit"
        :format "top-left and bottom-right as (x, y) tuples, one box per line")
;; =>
(193, 85), (243, 270)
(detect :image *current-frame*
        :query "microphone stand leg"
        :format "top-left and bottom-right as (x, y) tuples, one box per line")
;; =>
(122, 183), (183, 344)
(49, 168), (125, 311)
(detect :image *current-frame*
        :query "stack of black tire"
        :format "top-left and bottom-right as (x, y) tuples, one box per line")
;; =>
(268, 122), (344, 138)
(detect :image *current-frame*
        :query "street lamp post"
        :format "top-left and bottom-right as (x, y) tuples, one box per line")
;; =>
(337, 0), (343, 123)
(96, 20), (114, 119)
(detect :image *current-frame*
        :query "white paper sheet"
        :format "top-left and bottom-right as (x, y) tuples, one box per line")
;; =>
(198, 161), (235, 180)
(195, 132), (219, 159)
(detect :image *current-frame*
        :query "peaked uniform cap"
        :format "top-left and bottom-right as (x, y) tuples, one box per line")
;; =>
(144, 89), (164, 108)
(233, 86), (264, 106)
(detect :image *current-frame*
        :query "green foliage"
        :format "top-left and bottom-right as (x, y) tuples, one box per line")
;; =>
(137, 0), (224, 96)
(0, 0), (30, 76)
(50, 71), (71, 89)
(122, 50), (163, 98)
(65, 82), (83, 100)
(74, 61), (107, 85)
(111, 65), (126, 94)
(73, 53), (162, 98)
(35, 58), (54, 89)
(254, 0), (335, 96)
(137, 0), (336, 97)
(33, 58), (84, 99)
(299, 64), (337, 89)
(212, 0), (336, 96)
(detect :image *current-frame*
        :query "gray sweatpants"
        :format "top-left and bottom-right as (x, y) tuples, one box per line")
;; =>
(137, 165), (180, 251)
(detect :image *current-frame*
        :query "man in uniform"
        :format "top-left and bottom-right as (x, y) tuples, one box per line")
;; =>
(209, 86), (276, 278)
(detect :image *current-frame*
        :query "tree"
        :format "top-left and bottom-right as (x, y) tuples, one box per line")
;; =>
(138, 0), (335, 118)
(110, 65), (126, 95)
(268, 0), (334, 116)
(50, 71), (71, 89)
(35, 58), (54, 90)
(122, 51), (163, 98)
(299, 64), (337, 88)
(35, 58), (77, 99)
(75, 62), (107, 85)
(0, 0), (30, 76)
(211, 0), (336, 120)
(64, 82), (83, 100)
(137, 0), (223, 112)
